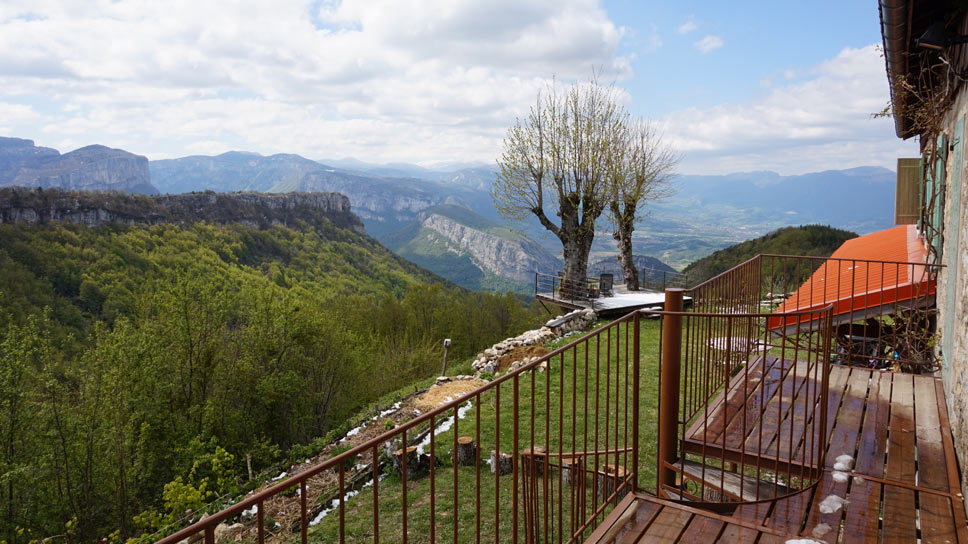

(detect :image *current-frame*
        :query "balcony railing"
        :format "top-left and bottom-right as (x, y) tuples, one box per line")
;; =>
(156, 252), (939, 543)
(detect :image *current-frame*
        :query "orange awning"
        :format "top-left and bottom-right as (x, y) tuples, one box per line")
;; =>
(768, 225), (936, 333)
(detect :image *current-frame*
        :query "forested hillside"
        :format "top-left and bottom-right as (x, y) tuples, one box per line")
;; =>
(681, 225), (857, 284)
(0, 205), (541, 541)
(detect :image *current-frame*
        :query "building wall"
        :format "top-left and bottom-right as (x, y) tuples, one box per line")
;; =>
(938, 87), (968, 502)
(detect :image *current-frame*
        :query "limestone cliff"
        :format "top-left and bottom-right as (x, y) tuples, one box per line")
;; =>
(0, 188), (365, 235)
(0, 139), (157, 194)
(419, 212), (558, 283)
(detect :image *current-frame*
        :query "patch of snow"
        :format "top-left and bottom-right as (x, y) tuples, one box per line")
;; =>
(818, 494), (846, 514)
(415, 401), (473, 455)
(853, 476), (864, 484)
(373, 402), (402, 420)
(786, 539), (823, 544)
(271, 471), (288, 481)
(343, 425), (365, 441)
(309, 475), (383, 526)
(242, 505), (258, 517)
(832, 471), (849, 483)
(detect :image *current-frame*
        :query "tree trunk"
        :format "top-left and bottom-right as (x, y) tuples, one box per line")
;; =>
(611, 201), (639, 291)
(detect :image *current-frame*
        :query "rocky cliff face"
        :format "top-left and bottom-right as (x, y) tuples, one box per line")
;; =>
(0, 188), (365, 234)
(0, 139), (158, 194)
(150, 152), (452, 236)
(420, 213), (557, 283)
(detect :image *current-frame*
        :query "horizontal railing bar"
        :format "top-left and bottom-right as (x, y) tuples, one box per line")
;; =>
(638, 305), (834, 319)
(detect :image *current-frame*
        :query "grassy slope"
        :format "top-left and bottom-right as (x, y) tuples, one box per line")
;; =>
(307, 318), (665, 543)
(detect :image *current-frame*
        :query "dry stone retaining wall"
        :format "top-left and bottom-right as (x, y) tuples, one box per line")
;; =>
(472, 308), (597, 375)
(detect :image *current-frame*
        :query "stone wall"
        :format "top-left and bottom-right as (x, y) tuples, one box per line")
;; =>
(938, 87), (968, 502)
(471, 308), (597, 375)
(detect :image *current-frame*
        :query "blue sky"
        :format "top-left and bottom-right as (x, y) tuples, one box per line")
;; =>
(0, 0), (917, 174)
(607, 1), (883, 113)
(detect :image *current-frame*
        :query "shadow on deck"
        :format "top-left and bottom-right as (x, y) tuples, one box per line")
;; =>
(586, 364), (968, 543)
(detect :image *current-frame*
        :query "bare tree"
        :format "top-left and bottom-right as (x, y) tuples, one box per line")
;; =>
(493, 79), (628, 295)
(608, 119), (678, 290)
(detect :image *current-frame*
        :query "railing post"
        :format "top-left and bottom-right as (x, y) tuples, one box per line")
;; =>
(658, 288), (684, 493)
(632, 311), (640, 493)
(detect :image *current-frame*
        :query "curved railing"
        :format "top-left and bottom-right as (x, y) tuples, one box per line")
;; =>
(640, 293), (834, 507)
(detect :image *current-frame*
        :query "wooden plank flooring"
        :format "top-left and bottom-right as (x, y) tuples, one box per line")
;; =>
(585, 365), (968, 543)
(681, 355), (827, 474)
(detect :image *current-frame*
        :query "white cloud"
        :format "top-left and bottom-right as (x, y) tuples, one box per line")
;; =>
(662, 44), (919, 174)
(0, 0), (631, 163)
(677, 19), (696, 34)
(694, 35), (723, 53)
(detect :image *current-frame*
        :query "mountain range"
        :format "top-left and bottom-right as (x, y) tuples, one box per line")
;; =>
(0, 136), (902, 288)
(0, 137), (156, 194)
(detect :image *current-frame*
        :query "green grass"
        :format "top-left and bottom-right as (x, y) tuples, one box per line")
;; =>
(301, 318), (664, 543)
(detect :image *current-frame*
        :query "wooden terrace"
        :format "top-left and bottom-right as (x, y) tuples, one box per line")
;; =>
(534, 272), (690, 317)
(587, 364), (968, 543)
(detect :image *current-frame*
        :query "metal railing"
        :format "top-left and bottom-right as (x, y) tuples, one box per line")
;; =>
(639, 267), (690, 291)
(690, 254), (942, 372)
(643, 290), (833, 506)
(157, 315), (643, 544)
(163, 253), (935, 542)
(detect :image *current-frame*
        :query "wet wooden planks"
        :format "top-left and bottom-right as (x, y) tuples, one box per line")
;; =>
(586, 365), (968, 543)
(681, 355), (826, 473)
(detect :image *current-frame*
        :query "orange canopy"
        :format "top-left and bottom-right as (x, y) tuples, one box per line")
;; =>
(768, 225), (936, 333)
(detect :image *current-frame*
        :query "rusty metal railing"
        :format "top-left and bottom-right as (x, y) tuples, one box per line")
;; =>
(156, 252), (936, 542)
(690, 254), (942, 372)
(155, 314), (643, 544)
(642, 290), (834, 506)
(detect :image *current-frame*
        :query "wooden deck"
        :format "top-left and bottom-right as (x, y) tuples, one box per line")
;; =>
(681, 355), (825, 480)
(586, 365), (968, 543)
(535, 286), (687, 317)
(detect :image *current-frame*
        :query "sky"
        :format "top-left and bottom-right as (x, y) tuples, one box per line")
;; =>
(0, 0), (920, 175)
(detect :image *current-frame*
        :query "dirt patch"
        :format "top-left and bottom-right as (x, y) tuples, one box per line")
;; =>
(496, 345), (549, 372)
(414, 379), (487, 412)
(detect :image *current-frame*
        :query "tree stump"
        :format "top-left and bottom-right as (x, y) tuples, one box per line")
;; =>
(596, 464), (629, 500)
(452, 436), (478, 467)
(520, 446), (547, 477)
(392, 446), (421, 476)
(490, 450), (513, 475)
(561, 454), (583, 487)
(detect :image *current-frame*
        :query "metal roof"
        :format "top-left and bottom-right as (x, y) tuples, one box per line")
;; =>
(768, 225), (936, 333)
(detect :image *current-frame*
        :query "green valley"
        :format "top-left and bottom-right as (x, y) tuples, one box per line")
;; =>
(0, 189), (542, 542)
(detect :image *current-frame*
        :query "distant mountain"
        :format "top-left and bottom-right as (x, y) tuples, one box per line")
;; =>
(149, 152), (498, 238)
(681, 224), (858, 285)
(661, 167), (896, 233)
(381, 203), (560, 292)
(623, 167), (896, 269)
(588, 255), (678, 284)
(0, 137), (156, 194)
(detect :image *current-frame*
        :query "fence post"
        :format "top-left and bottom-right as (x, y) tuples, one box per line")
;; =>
(658, 288), (684, 493)
(632, 311), (640, 493)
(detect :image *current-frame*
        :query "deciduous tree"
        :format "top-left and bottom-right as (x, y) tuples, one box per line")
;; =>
(493, 79), (628, 295)
(608, 119), (678, 290)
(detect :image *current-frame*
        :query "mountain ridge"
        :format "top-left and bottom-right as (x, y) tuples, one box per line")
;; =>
(0, 137), (157, 194)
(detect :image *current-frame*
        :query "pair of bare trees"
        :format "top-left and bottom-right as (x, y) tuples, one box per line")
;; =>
(492, 79), (679, 292)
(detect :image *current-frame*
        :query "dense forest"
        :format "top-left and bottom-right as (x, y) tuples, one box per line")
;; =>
(681, 225), (858, 284)
(0, 215), (541, 542)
